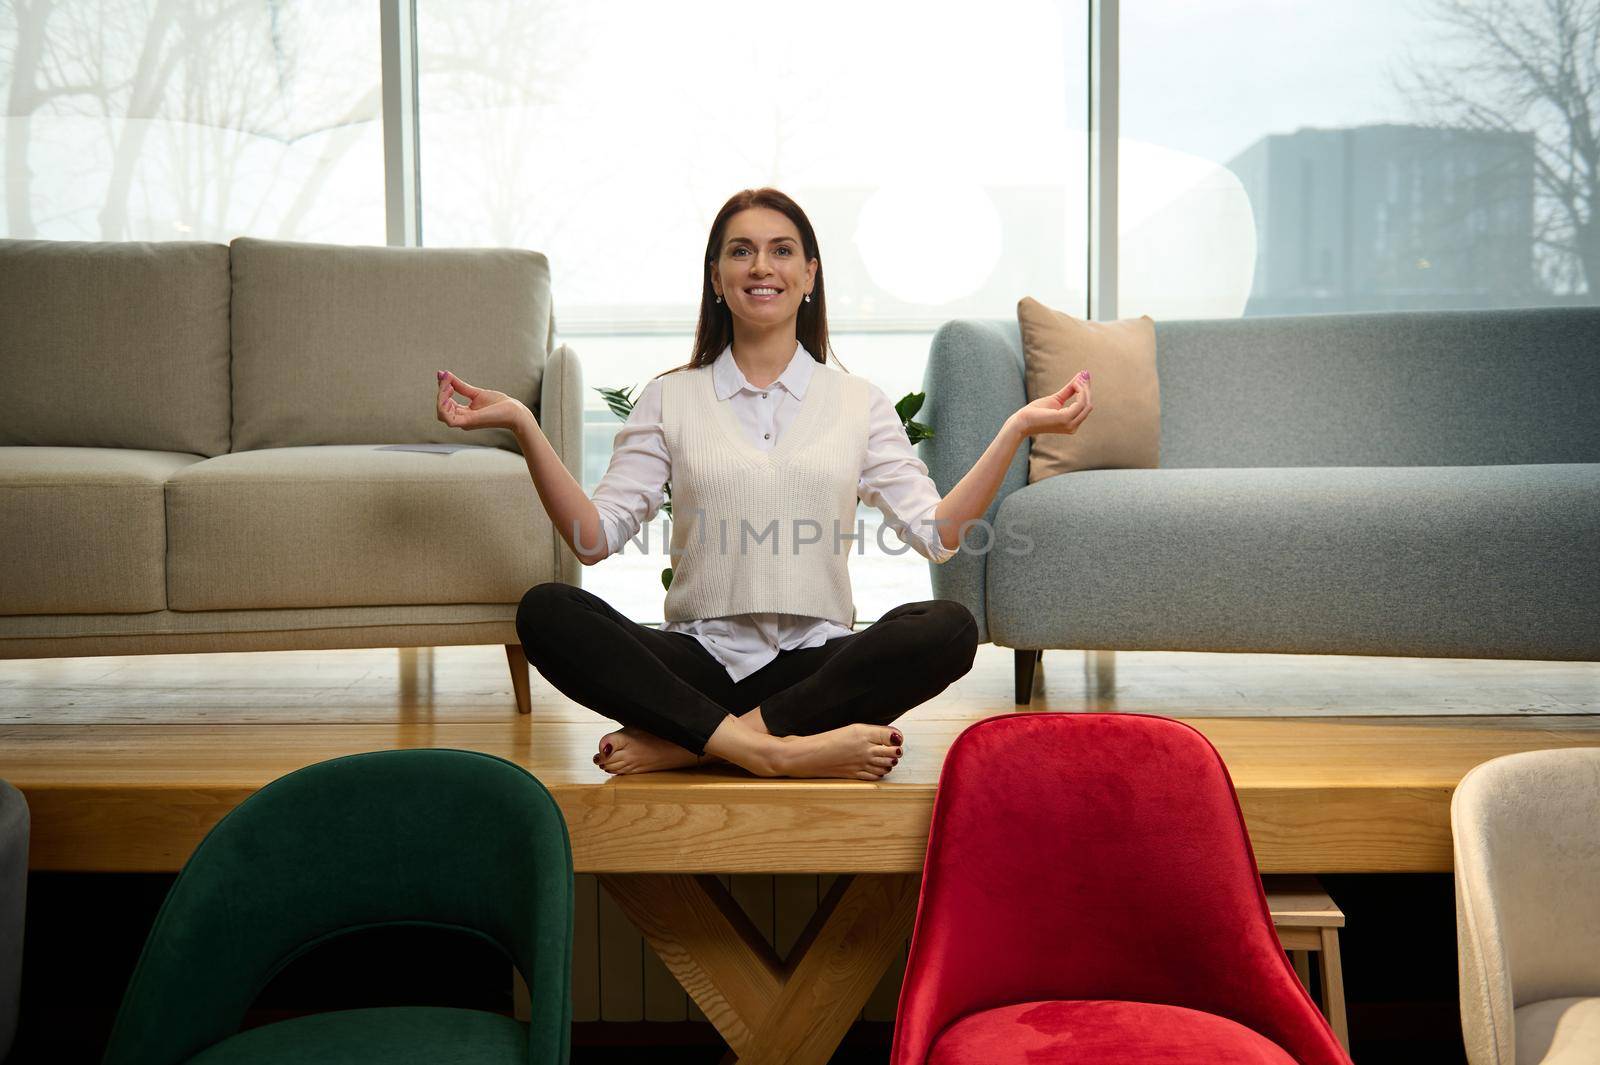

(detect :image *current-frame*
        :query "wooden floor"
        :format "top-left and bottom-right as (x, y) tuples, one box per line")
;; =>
(3, 640), (1598, 875)
(7, 640), (1595, 725)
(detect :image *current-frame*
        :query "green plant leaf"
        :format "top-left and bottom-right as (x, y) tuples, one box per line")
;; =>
(595, 384), (637, 422)
(905, 419), (934, 445)
(895, 391), (926, 423)
(661, 566), (674, 591)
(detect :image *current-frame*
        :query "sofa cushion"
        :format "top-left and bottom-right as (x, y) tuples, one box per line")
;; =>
(927, 1000), (1298, 1064)
(0, 240), (232, 456)
(984, 463), (1600, 659)
(165, 445), (554, 611)
(1152, 307), (1600, 469)
(0, 448), (202, 615)
(1018, 297), (1160, 481)
(229, 237), (552, 454)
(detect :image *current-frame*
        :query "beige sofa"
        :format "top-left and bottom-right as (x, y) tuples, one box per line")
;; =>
(0, 236), (584, 714)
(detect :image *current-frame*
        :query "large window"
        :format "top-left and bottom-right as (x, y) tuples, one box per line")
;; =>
(0, 1), (383, 243)
(417, 0), (1090, 622)
(1119, 0), (1596, 319)
(8, 1), (1591, 623)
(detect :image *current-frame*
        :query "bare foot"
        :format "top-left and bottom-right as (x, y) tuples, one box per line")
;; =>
(702, 716), (904, 780)
(774, 723), (904, 780)
(595, 726), (707, 775)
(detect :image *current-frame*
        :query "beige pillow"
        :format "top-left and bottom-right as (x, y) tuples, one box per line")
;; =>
(1018, 296), (1160, 482)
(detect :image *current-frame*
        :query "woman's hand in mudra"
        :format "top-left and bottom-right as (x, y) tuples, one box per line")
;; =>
(1014, 371), (1093, 437)
(435, 370), (529, 433)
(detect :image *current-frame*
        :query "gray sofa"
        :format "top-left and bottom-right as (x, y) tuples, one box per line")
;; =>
(0, 237), (584, 713)
(919, 309), (1600, 703)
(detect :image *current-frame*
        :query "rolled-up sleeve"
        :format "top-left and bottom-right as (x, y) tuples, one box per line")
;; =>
(858, 384), (958, 564)
(590, 378), (671, 557)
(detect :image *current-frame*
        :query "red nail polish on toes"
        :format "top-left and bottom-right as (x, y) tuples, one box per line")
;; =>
(890, 732), (903, 745)
(603, 743), (613, 756)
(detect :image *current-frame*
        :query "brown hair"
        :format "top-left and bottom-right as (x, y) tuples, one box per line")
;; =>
(654, 187), (843, 380)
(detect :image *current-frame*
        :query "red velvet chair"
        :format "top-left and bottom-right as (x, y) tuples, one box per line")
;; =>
(891, 712), (1351, 1065)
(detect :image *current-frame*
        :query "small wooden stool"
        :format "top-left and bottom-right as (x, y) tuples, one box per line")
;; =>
(1264, 875), (1348, 1052)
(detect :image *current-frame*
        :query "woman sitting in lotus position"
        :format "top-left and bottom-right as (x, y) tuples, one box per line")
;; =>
(435, 187), (1092, 779)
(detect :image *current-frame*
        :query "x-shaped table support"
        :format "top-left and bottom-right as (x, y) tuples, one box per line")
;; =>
(598, 872), (921, 1065)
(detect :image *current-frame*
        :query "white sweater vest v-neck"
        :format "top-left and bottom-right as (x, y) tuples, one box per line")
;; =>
(659, 359), (871, 625)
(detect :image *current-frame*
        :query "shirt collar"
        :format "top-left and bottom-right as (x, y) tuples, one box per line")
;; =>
(712, 341), (817, 401)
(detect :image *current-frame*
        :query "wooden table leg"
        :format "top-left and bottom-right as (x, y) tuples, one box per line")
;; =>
(1291, 949), (1312, 990)
(600, 872), (919, 1065)
(1319, 926), (1350, 1052)
(598, 873), (781, 1057)
(739, 873), (920, 1065)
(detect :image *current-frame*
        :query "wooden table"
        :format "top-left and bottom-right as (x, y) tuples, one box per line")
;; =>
(8, 716), (1600, 1063)
(585, 873), (1351, 1065)
(1265, 875), (1349, 1051)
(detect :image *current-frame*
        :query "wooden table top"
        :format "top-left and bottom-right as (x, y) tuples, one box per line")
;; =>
(8, 715), (1600, 874)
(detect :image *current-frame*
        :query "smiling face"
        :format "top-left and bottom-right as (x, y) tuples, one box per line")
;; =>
(710, 207), (818, 331)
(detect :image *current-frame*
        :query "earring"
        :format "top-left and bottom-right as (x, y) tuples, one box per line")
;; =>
(804, 294), (812, 303)
(715, 294), (722, 304)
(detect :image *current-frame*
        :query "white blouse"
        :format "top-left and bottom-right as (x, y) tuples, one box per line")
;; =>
(591, 341), (958, 683)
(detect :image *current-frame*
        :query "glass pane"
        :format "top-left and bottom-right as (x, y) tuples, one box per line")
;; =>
(1, 1), (383, 243)
(1120, 0), (1596, 318)
(419, 0), (1089, 622)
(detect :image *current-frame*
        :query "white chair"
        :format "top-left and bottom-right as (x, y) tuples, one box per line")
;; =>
(1453, 748), (1600, 1065)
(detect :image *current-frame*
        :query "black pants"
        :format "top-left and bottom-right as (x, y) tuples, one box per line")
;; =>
(515, 582), (979, 755)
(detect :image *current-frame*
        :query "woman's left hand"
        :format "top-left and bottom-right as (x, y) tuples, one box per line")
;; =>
(1013, 371), (1092, 437)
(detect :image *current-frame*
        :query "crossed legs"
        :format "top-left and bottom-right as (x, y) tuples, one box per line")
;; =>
(514, 583), (979, 779)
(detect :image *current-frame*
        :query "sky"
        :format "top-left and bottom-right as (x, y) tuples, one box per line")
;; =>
(1122, 0), (1445, 164)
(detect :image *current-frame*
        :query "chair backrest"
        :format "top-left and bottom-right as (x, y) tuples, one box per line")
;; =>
(1452, 747), (1600, 1065)
(0, 779), (28, 1062)
(101, 749), (573, 1065)
(891, 713), (1348, 1065)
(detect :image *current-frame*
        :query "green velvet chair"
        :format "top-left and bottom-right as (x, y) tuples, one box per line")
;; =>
(102, 749), (573, 1065)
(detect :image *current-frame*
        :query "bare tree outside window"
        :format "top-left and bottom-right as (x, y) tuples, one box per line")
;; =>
(2, 0), (383, 243)
(1398, 0), (1599, 299)
(5, 0), (109, 237)
(416, 0), (574, 251)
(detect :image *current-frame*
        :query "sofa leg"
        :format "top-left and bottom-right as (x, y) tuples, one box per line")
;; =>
(1014, 649), (1042, 706)
(1086, 650), (1116, 697)
(505, 644), (531, 716)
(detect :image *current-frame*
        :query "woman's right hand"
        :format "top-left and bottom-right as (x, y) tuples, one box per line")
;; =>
(436, 370), (529, 433)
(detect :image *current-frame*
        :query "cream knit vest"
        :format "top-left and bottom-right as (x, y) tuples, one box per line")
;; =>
(659, 360), (870, 624)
